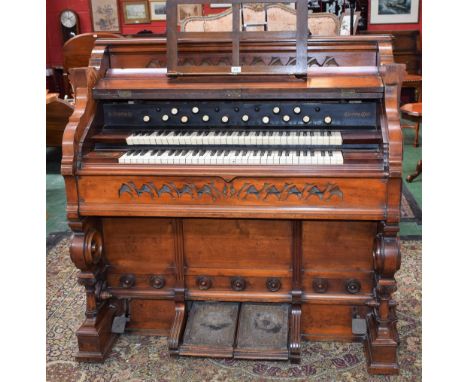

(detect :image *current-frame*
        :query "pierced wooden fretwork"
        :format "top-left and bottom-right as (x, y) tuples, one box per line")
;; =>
(118, 181), (344, 203)
(146, 55), (340, 69)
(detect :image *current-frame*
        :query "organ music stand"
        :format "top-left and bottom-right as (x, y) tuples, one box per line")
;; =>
(166, 0), (309, 77)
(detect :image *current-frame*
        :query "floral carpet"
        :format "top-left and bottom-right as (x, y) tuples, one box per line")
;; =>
(47, 239), (421, 382)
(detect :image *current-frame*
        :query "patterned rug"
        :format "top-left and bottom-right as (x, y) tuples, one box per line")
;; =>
(400, 184), (422, 226)
(47, 239), (421, 382)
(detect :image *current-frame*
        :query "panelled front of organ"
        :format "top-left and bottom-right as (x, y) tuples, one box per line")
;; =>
(63, 33), (405, 375)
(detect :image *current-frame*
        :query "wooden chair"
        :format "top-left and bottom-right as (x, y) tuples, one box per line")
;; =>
(46, 90), (74, 147)
(400, 102), (422, 182)
(181, 5), (340, 36)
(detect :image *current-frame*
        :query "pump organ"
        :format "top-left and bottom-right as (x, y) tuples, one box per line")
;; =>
(62, 34), (405, 375)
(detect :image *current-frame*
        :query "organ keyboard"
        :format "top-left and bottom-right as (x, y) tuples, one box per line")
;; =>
(63, 27), (405, 375)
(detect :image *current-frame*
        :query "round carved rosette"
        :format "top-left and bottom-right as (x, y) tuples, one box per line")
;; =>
(120, 274), (136, 288)
(231, 277), (246, 291)
(197, 276), (212, 290)
(266, 278), (281, 292)
(150, 275), (166, 289)
(312, 278), (328, 293)
(84, 229), (103, 266)
(345, 279), (361, 294)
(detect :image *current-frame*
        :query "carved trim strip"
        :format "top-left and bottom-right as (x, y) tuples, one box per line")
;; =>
(147, 55), (339, 68)
(118, 181), (344, 203)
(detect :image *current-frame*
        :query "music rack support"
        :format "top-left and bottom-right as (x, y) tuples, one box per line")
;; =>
(166, 0), (309, 77)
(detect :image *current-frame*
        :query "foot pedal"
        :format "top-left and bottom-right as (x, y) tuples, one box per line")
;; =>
(234, 303), (289, 360)
(179, 302), (239, 358)
(111, 314), (129, 334)
(352, 317), (367, 336)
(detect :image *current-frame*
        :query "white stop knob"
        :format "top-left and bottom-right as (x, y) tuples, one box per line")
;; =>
(162, 114), (169, 121)
(242, 114), (249, 122)
(171, 108), (178, 115)
(221, 116), (229, 123)
(181, 116), (189, 123)
(283, 115), (291, 122)
(202, 115), (210, 122)
(294, 107), (301, 114)
(143, 115), (150, 123)
(262, 116), (270, 124)
(324, 116), (332, 124)
(192, 107), (199, 114)
(273, 107), (280, 114)
(302, 115), (310, 123)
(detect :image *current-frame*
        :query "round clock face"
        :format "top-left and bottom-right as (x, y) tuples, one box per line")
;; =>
(60, 11), (77, 28)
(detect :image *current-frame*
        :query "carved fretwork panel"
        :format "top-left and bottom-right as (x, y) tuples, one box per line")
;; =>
(77, 176), (388, 212)
(147, 55), (340, 68)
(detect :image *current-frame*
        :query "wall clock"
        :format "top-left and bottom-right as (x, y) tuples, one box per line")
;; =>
(60, 9), (80, 44)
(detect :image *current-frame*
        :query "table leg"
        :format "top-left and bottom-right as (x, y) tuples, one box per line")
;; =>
(406, 160), (422, 182)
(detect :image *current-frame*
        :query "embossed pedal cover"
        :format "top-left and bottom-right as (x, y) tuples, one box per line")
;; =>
(179, 302), (239, 358)
(352, 317), (367, 335)
(234, 303), (290, 360)
(111, 314), (128, 334)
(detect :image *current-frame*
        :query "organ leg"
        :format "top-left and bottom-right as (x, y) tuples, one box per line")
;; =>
(69, 218), (119, 362)
(364, 223), (400, 374)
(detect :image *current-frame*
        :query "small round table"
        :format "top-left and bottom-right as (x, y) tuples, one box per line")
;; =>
(400, 102), (422, 182)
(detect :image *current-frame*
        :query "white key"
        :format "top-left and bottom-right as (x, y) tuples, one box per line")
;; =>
(293, 151), (300, 165)
(272, 151), (280, 165)
(331, 131), (343, 145)
(185, 150), (193, 164)
(172, 151), (180, 165)
(333, 150), (344, 165)
(126, 134), (134, 145)
(280, 133), (288, 145)
(311, 151), (318, 165)
(279, 151), (287, 165)
(142, 150), (153, 164)
(118, 151), (129, 164)
(266, 151), (274, 165)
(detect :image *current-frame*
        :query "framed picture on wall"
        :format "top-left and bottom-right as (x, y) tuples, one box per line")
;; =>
(149, 1), (167, 21)
(89, 0), (120, 32)
(177, 5), (203, 25)
(370, 0), (420, 24)
(122, 1), (150, 24)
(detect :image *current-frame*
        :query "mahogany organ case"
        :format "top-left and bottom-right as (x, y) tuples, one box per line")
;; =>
(62, 17), (405, 375)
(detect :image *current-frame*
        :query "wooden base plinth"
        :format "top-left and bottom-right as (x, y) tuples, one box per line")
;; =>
(75, 304), (118, 362)
(363, 315), (399, 375)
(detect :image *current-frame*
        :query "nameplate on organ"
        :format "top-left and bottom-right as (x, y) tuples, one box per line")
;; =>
(63, 0), (405, 375)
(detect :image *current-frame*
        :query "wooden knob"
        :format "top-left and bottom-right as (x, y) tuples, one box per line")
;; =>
(231, 277), (246, 291)
(150, 275), (165, 289)
(312, 278), (328, 293)
(266, 278), (281, 292)
(197, 276), (212, 290)
(119, 274), (136, 289)
(345, 279), (361, 294)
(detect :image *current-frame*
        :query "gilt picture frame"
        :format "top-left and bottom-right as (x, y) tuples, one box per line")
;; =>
(370, 0), (420, 24)
(177, 4), (203, 25)
(89, 0), (121, 32)
(123, 0), (150, 24)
